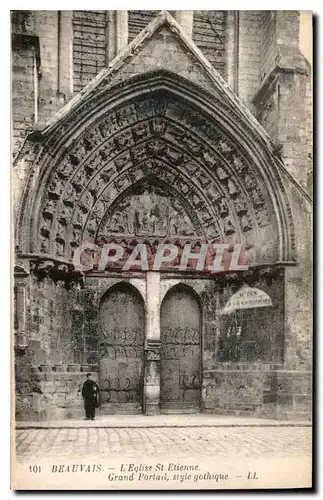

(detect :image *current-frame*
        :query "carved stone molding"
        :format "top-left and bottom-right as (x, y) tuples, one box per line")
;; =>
(200, 265), (286, 292)
(14, 262), (29, 278)
(29, 258), (85, 287)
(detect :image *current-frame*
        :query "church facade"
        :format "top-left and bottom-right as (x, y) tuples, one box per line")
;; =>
(12, 10), (312, 420)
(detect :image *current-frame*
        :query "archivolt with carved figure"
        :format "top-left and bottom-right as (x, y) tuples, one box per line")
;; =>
(17, 71), (295, 271)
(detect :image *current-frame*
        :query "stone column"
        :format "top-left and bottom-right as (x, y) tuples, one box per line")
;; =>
(175, 11), (193, 38)
(106, 10), (128, 63)
(115, 11), (128, 53)
(106, 11), (115, 64)
(144, 272), (161, 415)
(226, 11), (239, 94)
(58, 11), (73, 99)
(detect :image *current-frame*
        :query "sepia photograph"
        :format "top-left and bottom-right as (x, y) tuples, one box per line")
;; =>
(11, 8), (313, 490)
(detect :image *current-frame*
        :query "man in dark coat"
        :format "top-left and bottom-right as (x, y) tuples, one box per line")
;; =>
(81, 373), (100, 420)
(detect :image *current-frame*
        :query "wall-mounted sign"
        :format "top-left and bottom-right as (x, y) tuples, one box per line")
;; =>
(220, 285), (273, 315)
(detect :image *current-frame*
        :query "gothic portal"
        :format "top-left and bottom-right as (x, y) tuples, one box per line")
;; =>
(13, 11), (312, 421)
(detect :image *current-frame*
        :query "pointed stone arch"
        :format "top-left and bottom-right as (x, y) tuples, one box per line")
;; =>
(16, 69), (296, 268)
(98, 279), (146, 305)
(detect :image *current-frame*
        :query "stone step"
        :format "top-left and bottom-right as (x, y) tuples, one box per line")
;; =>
(160, 403), (200, 415)
(221, 402), (261, 411)
(286, 411), (312, 422)
(160, 409), (200, 415)
(99, 403), (143, 415)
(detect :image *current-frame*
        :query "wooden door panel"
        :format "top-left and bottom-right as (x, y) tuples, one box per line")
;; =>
(99, 284), (145, 410)
(161, 286), (201, 410)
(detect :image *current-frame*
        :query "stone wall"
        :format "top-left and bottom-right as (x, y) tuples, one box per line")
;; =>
(22, 274), (113, 369)
(283, 182), (312, 373)
(26, 276), (76, 366)
(16, 364), (98, 421)
(278, 71), (311, 186)
(11, 11), (37, 153)
(260, 11), (277, 84)
(16, 361), (312, 421)
(14, 275), (127, 420)
(251, 10), (311, 187)
(255, 66), (311, 186)
(11, 43), (35, 153)
(201, 271), (285, 368)
(203, 366), (312, 420)
(95, 25), (226, 100)
(118, 10), (228, 78)
(305, 76), (313, 194)
(15, 275), (145, 420)
(15, 272), (101, 421)
(237, 11), (262, 109)
(199, 270), (311, 420)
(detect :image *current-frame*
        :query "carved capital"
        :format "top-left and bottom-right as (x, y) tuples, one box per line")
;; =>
(14, 262), (29, 278)
(145, 339), (161, 361)
(146, 339), (161, 350)
(30, 258), (84, 287)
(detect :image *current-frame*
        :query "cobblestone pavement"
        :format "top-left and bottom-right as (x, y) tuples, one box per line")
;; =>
(15, 426), (312, 463)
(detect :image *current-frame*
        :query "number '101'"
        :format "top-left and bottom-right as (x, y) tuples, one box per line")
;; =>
(29, 465), (41, 473)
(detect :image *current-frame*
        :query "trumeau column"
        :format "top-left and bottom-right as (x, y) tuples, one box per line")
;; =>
(175, 11), (193, 38)
(144, 272), (161, 415)
(146, 272), (160, 342)
(106, 10), (128, 64)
